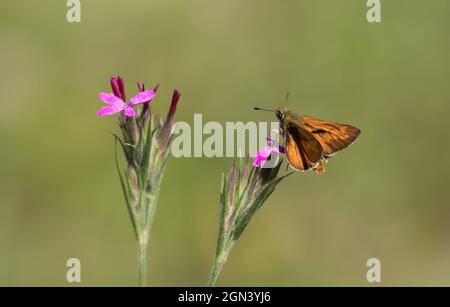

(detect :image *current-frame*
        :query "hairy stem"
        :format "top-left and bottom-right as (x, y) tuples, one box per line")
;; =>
(208, 257), (225, 286)
(135, 190), (159, 287)
(137, 236), (148, 287)
(207, 241), (234, 287)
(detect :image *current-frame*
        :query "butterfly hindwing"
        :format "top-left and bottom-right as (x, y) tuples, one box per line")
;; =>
(285, 123), (323, 171)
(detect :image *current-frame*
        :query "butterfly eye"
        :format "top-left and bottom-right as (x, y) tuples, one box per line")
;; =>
(276, 110), (284, 120)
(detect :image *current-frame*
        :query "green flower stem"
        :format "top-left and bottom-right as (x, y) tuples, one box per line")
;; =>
(208, 250), (228, 286)
(135, 186), (161, 287)
(207, 256), (225, 287)
(208, 241), (235, 287)
(137, 235), (148, 287)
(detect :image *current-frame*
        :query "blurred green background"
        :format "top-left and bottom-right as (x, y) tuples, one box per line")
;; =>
(1, 0), (450, 286)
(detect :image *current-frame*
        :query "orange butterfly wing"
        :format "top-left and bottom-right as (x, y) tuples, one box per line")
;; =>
(285, 124), (323, 171)
(301, 115), (361, 158)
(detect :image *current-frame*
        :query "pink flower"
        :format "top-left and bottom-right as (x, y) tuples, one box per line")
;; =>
(253, 136), (285, 167)
(97, 88), (156, 117)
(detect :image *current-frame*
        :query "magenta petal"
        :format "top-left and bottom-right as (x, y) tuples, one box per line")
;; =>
(253, 146), (273, 167)
(253, 154), (268, 167)
(259, 146), (273, 158)
(99, 92), (120, 104)
(253, 137), (285, 167)
(253, 155), (262, 167)
(253, 156), (263, 167)
(97, 96), (126, 116)
(97, 106), (121, 116)
(123, 107), (136, 117)
(129, 90), (156, 106)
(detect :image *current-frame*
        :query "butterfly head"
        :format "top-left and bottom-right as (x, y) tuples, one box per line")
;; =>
(275, 107), (288, 121)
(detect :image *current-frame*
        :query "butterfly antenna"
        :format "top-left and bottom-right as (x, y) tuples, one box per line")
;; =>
(254, 107), (276, 112)
(285, 92), (290, 106)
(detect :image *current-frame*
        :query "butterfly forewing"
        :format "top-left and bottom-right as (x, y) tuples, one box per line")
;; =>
(301, 115), (361, 158)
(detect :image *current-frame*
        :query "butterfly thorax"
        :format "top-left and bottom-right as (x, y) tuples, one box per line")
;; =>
(276, 108), (305, 134)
